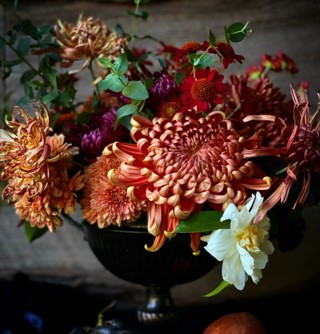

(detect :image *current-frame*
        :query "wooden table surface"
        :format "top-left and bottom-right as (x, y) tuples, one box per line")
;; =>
(0, 0), (320, 311)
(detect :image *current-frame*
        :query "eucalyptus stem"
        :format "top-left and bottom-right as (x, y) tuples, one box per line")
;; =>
(88, 61), (101, 100)
(0, 35), (41, 76)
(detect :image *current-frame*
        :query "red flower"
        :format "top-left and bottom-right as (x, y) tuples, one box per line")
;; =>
(180, 67), (228, 112)
(202, 41), (244, 69)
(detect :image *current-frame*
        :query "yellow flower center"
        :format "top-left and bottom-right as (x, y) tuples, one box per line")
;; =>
(238, 225), (259, 252)
(191, 78), (215, 101)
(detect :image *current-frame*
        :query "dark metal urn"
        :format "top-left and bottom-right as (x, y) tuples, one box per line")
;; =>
(82, 217), (217, 329)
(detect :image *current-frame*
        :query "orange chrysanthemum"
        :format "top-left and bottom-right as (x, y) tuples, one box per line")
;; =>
(106, 111), (271, 252)
(81, 154), (147, 228)
(0, 103), (85, 231)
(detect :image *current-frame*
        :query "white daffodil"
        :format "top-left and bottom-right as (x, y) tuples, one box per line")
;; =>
(201, 192), (274, 290)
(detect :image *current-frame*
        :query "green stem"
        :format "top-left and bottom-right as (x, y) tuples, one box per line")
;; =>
(0, 35), (41, 76)
(89, 60), (101, 100)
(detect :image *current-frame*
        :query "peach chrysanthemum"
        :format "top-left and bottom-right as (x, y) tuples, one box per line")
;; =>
(15, 168), (84, 231)
(106, 110), (271, 252)
(81, 154), (146, 228)
(54, 14), (127, 73)
(0, 103), (85, 231)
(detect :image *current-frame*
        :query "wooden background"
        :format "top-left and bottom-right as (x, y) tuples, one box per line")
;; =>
(0, 0), (320, 308)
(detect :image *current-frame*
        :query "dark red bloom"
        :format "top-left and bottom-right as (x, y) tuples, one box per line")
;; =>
(202, 41), (244, 69)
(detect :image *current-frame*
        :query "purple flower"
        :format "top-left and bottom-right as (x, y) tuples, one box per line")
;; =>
(81, 109), (130, 163)
(148, 71), (179, 106)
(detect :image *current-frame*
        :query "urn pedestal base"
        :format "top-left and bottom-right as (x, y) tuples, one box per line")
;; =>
(82, 219), (217, 329)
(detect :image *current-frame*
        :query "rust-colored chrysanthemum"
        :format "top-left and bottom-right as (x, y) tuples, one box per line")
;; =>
(54, 14), (127, 72)
(106, 110), (271, 252)
(243, 86), (320, 222)
(226, 74), (293, 150)
(81, 154), (146, 228)
(0, 103), (85, 231)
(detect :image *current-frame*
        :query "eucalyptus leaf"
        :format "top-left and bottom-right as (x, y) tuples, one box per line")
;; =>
(98, 73), (125, 92)
(97, 56), (113, 69)
(17, 36), (30, 57)
(208, 29), (216, 45)
(227, 22), (250, 43)
(127, 9), (149, 21)
(175, 72), (186, 85)
(122, 81), (148, 100)
(21, 69), (37, 84)
(113, 54), (128, 75)
(40, 60), (57, 88)
(194, 53), (214, 69)
(115, 104), (137, 130)
(19, 19), (41, 40)
(41, 87), (59, 104)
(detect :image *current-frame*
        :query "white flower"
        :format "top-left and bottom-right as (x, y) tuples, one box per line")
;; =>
(201, 192), (274, 290)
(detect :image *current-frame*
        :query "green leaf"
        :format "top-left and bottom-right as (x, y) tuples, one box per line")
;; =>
(24, 220), (48, 242)
(18, 19), (41, 40)
(115, 104), (138, 130)
(157, 57), (167, 69)
(175, 72), (186, 85)
(227, 21), (251, 43)
(208, 29), (216, 45)
(21, 69), (37, 85)
(127, 9), (149, 21)
(16, 36), (30, 57)
(40, 59), (57, 88)
(195, 53), (214, 69)
(203, 280), (230, 297)
(175, 211), (229, 233)
(122, 81), (148, 100)
(38, 24), (53, 35)
(144, 77), (154, 90)
(41, 87), (59, 104)
(98, 73), (126, 92)
(97, 56), (113, 69)
(21, 69), (37, 97)
(113, 54), (128, 75)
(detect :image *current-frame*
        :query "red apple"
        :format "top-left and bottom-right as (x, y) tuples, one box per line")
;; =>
(202, 312), (268, 334)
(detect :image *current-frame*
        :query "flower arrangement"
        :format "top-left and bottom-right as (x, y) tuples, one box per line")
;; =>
(0, 0), (319, 296)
